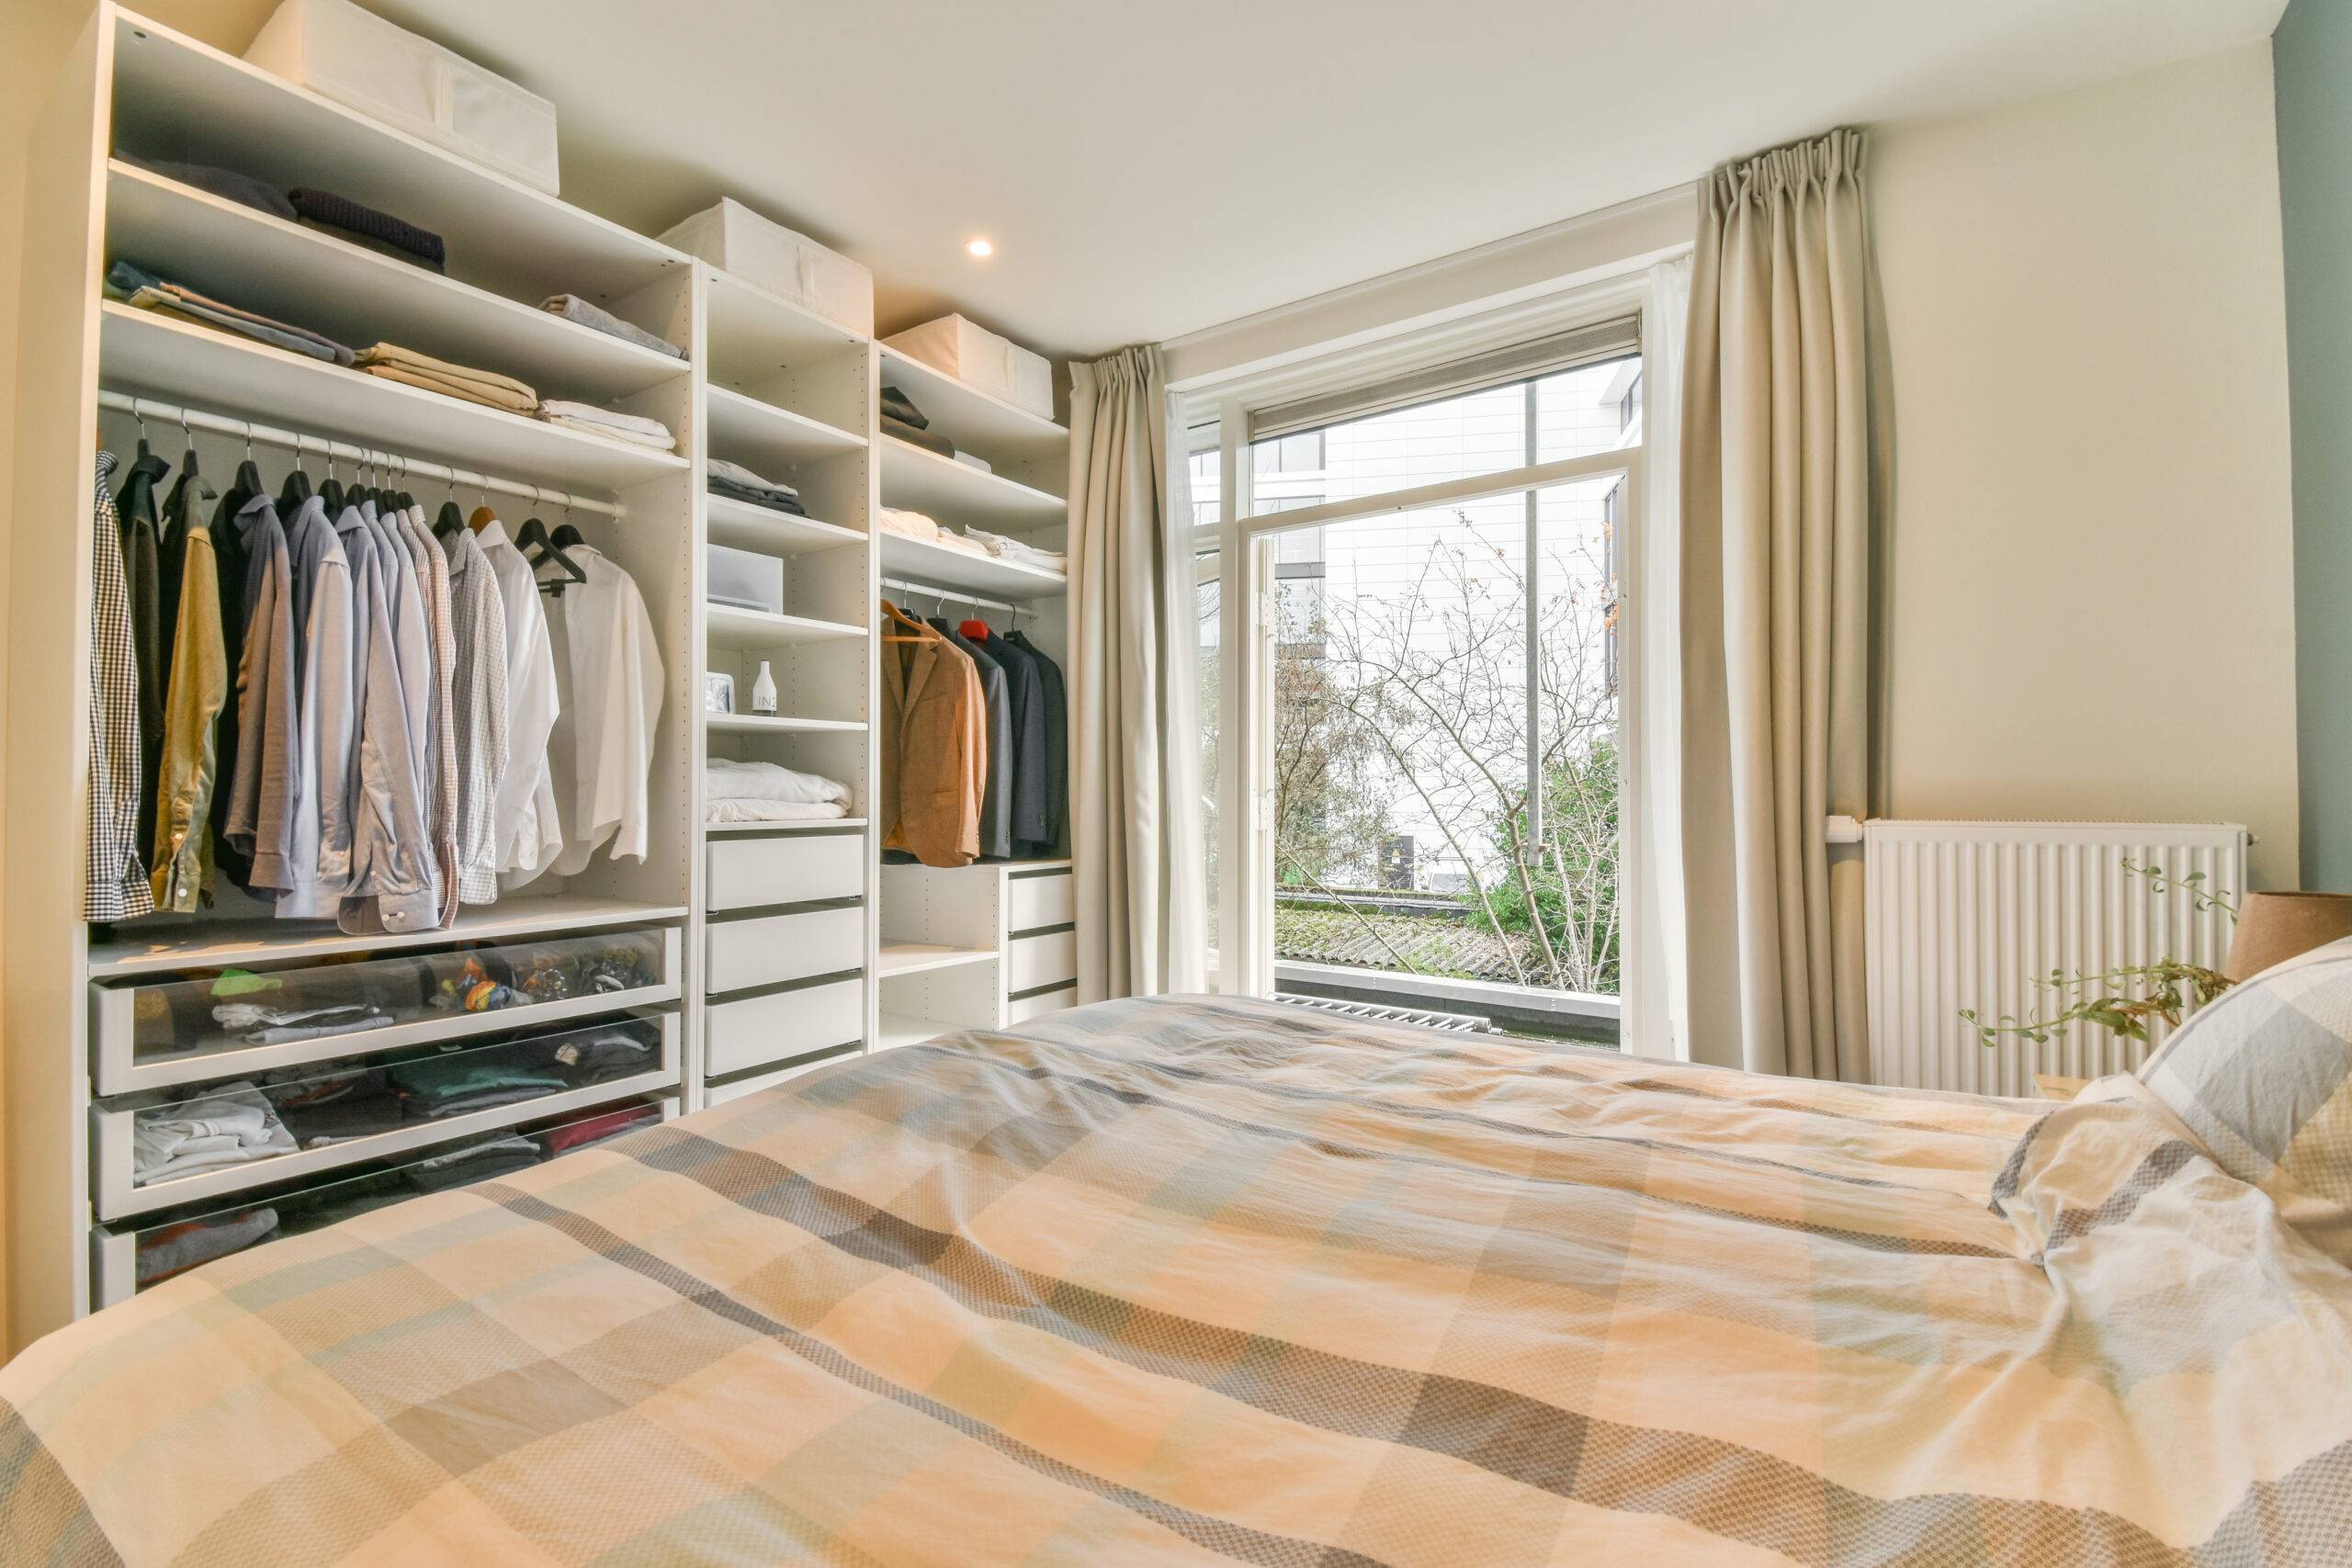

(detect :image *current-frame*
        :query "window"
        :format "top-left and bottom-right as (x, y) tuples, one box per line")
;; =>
(1193, 316), (1642, 1021)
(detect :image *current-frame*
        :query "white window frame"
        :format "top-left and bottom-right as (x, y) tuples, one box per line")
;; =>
(1182, 276), (1656, 1010)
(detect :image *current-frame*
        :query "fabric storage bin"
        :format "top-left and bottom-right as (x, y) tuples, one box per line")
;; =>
(707, 544), (784, 614)
(92, 1013), (677, 1221)
(90, 927), (679, 1097)
(706, 977), (863, 1078)
(1009, 869), (1074, 933)
(1008, 929), (1079, 994)
(88, 1097), (672, 1307)
(244, 0), (560, 195)
(661, 198), (873, 335)
(1008, 986), (1079, 1025)
(884, 315), (1053, 420)
(705, 832), (865, 912)
(707, 1043), (860, 1106)
(706, 906), (864, 994)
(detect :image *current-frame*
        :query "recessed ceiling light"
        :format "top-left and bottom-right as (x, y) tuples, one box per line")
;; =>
(967, 238), (994, 258)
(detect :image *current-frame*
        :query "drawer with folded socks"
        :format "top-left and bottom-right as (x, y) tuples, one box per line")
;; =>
(89, 1095), (671, 1308)
(91, 1012), (678, 1220)
(93, 926), (681, 1096)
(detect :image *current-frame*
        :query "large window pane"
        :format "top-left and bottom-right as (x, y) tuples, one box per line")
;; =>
(1265, 475), (1621, 998)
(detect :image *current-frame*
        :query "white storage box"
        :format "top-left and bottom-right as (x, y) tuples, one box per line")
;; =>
(661, 199), (873, 337)
(884, 315), (1053, 420)
(244, 0), (560, 195)
(707, 544), (784, 614)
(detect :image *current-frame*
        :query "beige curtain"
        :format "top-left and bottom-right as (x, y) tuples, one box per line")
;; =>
(1069, 344), (1206, 1000)
(1679, 129), (1884, 1081)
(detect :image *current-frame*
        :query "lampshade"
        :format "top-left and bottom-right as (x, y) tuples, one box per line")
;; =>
(2223, 892), (2352, 982)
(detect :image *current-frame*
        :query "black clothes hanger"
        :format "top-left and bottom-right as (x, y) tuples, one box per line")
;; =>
(517, 490), (587, 593)
(432, 468), (466, 538)
(277, 432), (312, 512)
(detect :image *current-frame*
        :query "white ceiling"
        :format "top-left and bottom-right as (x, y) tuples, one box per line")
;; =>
(362, 0), (2285, 362)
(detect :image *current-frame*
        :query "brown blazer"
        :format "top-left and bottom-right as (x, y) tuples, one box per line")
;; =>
(879, 601), (986, 867)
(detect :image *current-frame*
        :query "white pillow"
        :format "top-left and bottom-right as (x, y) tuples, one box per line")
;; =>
(2137, 935), (2352, 1266)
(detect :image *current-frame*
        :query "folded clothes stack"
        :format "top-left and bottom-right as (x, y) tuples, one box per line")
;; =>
(135, 1206), (280, 1287)
(288, 187), (447, 273)
(122, 154), (296, 222)
(706, 756), (852, 824)
(213, 998), (395, 1045)
(707, 457), (807, 515)
(881, 507), (988, 558)
(356, 344), (537, 414)
(538, 1026), (658, 1084)
(879, 387), (928, 429)
(539, 295), (685, 359)
(269, 1066), (403, 1148)
(130, 1083), (300, 1186)
(404, 1135), (541, 1193)
(539, 1102), (662, 1155)
(966, 525), (1068, 574)
(537, 400), (677, 451)
(107, 259), (356, 366)
(391, 1054), (571, 1121)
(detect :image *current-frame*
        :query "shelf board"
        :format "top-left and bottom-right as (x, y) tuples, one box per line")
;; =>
(878, 346), (1067, 479)
(876, 1010), (957, 1053)
(878, 531), (1066, 602)
(707, 386), (865, 472)
(704, 603), (869, 649)
(110, 13), (685, 307)
(879, 437), (1066, 529)
(704, 268), (867, 385)
(705, 818), (868, 835)
(705, 713), (865, 735)
(876, 943), (997, 978)
(88, 896), (688, 978)
(99, 303), (689, 491)
(705, 493), (865, 556)
(106, 162), (689, 403)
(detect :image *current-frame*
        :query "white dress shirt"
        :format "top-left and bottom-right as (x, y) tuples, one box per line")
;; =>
(536, 542), (663, 878)
(476, 519), (562, 879)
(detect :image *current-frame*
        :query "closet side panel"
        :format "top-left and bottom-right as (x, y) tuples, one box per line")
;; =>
(6, 6), (114, 1352)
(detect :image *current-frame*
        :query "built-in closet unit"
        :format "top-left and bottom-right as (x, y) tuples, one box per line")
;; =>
(5, 3), (1086, 1354)
(5, 4), (1080, 1346)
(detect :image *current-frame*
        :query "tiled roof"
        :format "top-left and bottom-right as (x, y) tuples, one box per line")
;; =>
(1273, 904), (1539, 984)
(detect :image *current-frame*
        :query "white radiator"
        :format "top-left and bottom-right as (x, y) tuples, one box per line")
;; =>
(1861, 820), (2247, 1096)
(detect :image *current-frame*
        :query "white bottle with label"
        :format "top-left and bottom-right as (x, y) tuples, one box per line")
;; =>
(750, 660), (778, 716)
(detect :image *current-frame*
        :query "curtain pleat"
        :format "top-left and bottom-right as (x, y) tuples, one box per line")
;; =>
(1679, 129), (1882, 1081)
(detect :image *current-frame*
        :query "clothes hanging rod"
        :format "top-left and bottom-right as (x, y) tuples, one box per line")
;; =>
(96, 389), (622, 519)
(880, 574), (1024, 617)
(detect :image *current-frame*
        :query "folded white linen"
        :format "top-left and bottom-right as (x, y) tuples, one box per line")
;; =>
(707, 799), (851, 824)
(706, 757), (851, 805)
(965, 525), (1067, 573)
(537, 400), (676, 444)
(953, 452), (993, 474)
(541, 416), (678, 451)
(878, 507), (939, 541)
(132, 1083), (299, 1184)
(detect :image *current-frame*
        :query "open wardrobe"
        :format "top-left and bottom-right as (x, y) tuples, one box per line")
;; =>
(1, 5), (1076, 1339)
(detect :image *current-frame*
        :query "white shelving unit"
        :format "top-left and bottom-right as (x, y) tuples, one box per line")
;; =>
(6, 1), (1083, 1348)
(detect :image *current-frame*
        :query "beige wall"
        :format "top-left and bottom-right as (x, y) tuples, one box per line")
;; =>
(1871, 39), (2301, 886)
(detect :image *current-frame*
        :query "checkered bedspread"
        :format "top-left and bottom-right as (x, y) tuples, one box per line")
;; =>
(4, 996), (2347, 1564)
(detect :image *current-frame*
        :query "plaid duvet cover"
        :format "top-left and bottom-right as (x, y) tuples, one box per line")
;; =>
(2, 995), (2347, 1565)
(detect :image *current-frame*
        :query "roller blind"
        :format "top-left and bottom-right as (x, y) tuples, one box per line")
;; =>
(1246, 314), (1641, 444)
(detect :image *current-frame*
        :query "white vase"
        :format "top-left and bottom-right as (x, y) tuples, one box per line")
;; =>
(750, 660), (778, 716)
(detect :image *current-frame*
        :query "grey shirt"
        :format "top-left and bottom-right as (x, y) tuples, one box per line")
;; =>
(274, 496), (353, 918)
(333, 505), (437, 934)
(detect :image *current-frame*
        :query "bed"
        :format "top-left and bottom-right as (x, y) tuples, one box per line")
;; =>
(2, 993), (2347, 1566)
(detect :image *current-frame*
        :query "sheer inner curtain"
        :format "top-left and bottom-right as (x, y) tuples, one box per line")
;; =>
(1679, 128), (1887, 1081)
(1068, 344), (1207, 1000)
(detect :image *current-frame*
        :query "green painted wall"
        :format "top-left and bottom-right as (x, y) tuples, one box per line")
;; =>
(2276, 0), (2352, 889)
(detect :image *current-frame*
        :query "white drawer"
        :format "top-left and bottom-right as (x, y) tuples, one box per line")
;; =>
(1007, 985), (1079, 1024)
(706, 832), (865, 912)
(1008, 870), (1073, 933)
(706, 906), (864, 994)
(1008, 929), (1078, 993)
(707, 1045), (858, 1105)
(706, 977), (863, 1079)
(91, 1013), (678, 1222)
